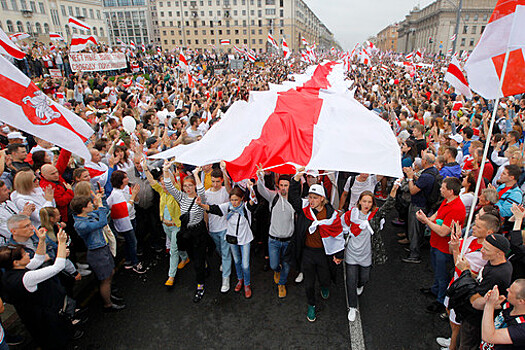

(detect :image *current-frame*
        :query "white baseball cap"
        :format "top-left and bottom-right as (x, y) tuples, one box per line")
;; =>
(308, 184), (326, 198)
(7, 131), (26, 141)
(448, 133), (463, 143)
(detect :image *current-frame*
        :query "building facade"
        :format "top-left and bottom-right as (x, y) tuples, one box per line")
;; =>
(376, 23), (398, 52)
(0, 0), (108, 44)
(154, 0), (338, 53)
(396, 0), (496, 55)
(103, 0), (158, 46)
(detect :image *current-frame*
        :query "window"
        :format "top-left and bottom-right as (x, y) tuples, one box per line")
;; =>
(0, 0), (7, 10)
(164, 39), (168, 44)
(202, 29), (206, 34)
(75, 7), (80, 16)
(211, 39), (214, 44)
(43, 23), (48, 33)
(50, 9), (60, 25)
(29, 0), (35, 11)
(235, 38), (239, 43)
(159, 1), (162, 6)
(258, 38), (262, 44)
(10, 0), (17, 10)
(258, 29), (261, 34)
(218, 29), (222, 34)
(483, 14), (488, 21)
(210, 29), (214, 34)
(97, 10), (101, 19)
(16, 20), (23, 32)
(25, 21), (31, 33)
(460, 38), (465, 46)
(471, 25), (476, 34)
(160, 11), (164, 16)
(280, 9), (283, 17)
(279, 0), (283, 6)
(234, 29), (238, 34)
(180, 39), (183, 44)
(200, 11), (204, 16)
(163, 30), (167, 35)
(226, 29), (230, 34)
(481, 25), (486, 34)
(167, 1), (170, 5)
(35, 22), (41, 33)
(176, 11), (180, 16)
(194, 29), (197, 34)
(19, 0), (26, 10)
(168, 11), (172, 16)
(60, 4), (66, 15)
(93, 26), (97, 35)
(242, 10), (246, 15)
(68, 6), (72, 15)
(6, 20), (13, 32)
(100, 27), (104, 36)
(89, 9), (94, 18)
(465, 14), (469, 21)
(265, 0), (274, 4)
(203, 38), (207, 44)
(265, 8), (275, 15)
(470, 39), (474, 46)
(187, 39), (191, 44)
(82, 8), (87, 18)
(195, 39), (198, 44)
(474, 14), (478, 21)
(463, 25), (468, 34)
(170, 30), (174, 34)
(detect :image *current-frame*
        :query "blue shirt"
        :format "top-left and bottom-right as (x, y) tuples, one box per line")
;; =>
(411, 167), (437, 208)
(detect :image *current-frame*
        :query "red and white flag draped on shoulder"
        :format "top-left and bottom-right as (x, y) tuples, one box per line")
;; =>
(152, 62), (402, 182)
(302, 199), (344, 255)
(0, 55), (94, 159)
(464, 0), (525, 98)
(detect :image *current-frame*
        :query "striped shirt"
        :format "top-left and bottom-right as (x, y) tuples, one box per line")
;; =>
(164, 178), (206, 226)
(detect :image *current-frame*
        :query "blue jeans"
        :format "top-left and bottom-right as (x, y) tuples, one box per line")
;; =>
(209, 230), (232, 278)
(163, 224), (188, 278)
(120, 228), (138, 266)
(230, 242), (251, 286)
(268, 237), (290, 285)
(430, 247), (453, 304)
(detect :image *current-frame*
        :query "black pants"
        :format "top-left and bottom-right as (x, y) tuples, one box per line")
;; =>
(135, 205), (161, 250)
(302, 247), (331, 306)
(345, 263), (371, 308)
(459, 317), (481, 350)
(179, 221), (208, 285)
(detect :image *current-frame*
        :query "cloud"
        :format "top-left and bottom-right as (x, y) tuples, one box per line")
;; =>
(304, 0), (435, 50)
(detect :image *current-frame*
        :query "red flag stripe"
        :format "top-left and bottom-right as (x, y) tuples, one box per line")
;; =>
(225, 62), (336, 181)
(0, 39), (25, 59)
(489, 0), (525, 23)
(447, 62), (469, 86)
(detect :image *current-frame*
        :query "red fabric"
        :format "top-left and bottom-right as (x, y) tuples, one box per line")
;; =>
(225, 62), (337, 182)
(110, 201), (129, 220)
(492, 48), (525, 97)
(489, 0), (525, 23)
(348, 208), (378, 237)
(303, 205), (343, 239)
(430, 197), (466, 254)
(498, 185), (512, 198)
(39, 149), (73, 221)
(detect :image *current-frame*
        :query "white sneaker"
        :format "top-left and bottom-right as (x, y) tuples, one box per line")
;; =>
(440, 348), (450, 350)
(347, 307), (357, 322)
(220, 276), (230, 293)
(78, 269), (92, 277)
(219, 264), (223, 272)
(357, 286), (364, 296)
(436, 337), (451, 347)
(77, 263), (89, 270)
(295, 272), (304, 283)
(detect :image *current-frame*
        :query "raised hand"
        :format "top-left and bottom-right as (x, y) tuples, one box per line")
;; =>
(44, 185), (55, 202)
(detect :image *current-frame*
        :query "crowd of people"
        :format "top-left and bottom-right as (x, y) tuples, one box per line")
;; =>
(0, 39), (524, 350)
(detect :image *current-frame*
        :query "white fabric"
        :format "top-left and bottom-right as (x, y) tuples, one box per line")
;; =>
(205, 187), (229, 232)
(445, 57), (473, 98)
(217, 202), (253, 245)
(344, 175), (378, 208)
(11, 189), (55, 227)
(343, 208), (373, 266)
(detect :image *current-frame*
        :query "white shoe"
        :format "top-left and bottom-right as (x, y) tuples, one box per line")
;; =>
(77, 263), (89, 270)
(440, 348), (450, 350)
(78, 269), (92, 277)
(357, 286), (364, 296)
(219, 264), (223, 272)
(295, 272), (304, 283)
(220, 276), (230, 293)
(436, 337), (451, 347)
(347, 307), (357, 322)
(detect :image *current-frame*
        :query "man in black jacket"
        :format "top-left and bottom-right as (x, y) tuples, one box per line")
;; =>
(288, 167), (344, 322)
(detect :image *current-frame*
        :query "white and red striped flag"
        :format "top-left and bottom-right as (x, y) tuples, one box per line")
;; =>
(9, 32), (30, 41)
(450, 33), (457, 41)
(282, 38), (291, 59)
(220, 39), (230, 45)
(415, 49), (423, 61)
(157, 47), (162, 55)
(141, 43), (146, 53)
(233, 45), (245, 56)
(247, 50), (256, 63)
(0, 28), (26, 59)
(116, 38), (124, 45)
(129, 40), (136, 49)
(447, 47), (453, 56)
(405, 52), (413, 60)
(0, 55), (94, 158)
(179, 51), (188, 71)
(49, 32), (64, 41)
(49, 44), (56, 52)
(267, 33), (278, 49)
(151, 61), (402, 184)
(464, 0), (525, 98)
(70, 34), (98, 52)
(301, 35), (309, 47)
(300, 50), (311, 64)
(445, 56), (473, 98)
(68, 16), (90, 31)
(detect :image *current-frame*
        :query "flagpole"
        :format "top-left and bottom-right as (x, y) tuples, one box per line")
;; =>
(460, 47), (511, 257)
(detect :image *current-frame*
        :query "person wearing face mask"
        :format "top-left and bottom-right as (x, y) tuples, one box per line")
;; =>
(341, 185), (398, 322)
(288, 166), (345, 323)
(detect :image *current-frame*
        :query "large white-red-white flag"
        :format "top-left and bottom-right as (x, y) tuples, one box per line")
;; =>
(0, 28), (25, 59)
(68, 16), (90, 31)
(70, 34), (98, 52)
(445, 56), (473, 98)
(49, 32), (64, 41)
(282, 38), (291, 59)
(0, 55), (94, 158)
(151, 62), (402, 181)
(267, 33), (278, 49)
(464, 0), (525, 98)
(9, 32), (30, 41)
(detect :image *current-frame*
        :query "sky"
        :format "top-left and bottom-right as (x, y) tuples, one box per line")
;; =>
(304, 0), (435, 50)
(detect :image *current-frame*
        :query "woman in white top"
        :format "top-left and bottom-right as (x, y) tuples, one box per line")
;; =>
(460, 172), (477, 223)
(11, 170), (55, 227)
(197, 185), (257, 299)
(341, 185), (398, 322)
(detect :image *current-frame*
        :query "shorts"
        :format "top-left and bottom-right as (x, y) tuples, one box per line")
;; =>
(87, 245), (115, 281)
(444, 295), (460, 325)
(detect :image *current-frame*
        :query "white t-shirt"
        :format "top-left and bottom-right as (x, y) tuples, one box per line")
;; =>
(205, 187), (229, 232)
(344, 175), (378, 208)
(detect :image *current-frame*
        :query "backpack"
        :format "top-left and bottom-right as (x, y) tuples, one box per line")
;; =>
(271, 194), (279, 212)
(446, 270), (479, 323)
(424, 168), (444, 214)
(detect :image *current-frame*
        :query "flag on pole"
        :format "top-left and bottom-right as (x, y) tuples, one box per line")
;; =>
(68, 16), (90, 31)
(129, 40), (136, 49)
(301, 36), (309, 47)
(445, 56), (473, 98)
(220, 39), (230, 45)
(157, 47), (162, 55)
(233, 45), (245, 56)
(415, 49), (423, 61)
(9, 32), (30, 41)
(49, 32), (64, 41)
(464, 0), (525, 98)
(0, 29), (26, 59)
(282, 38), (291, 59)
(49, 44), (56, 52)
(116, 38), (124, 45)
(247, 50), (256, 63)
(450, 33), (457, 41)
(405, 52), (413, 60)
(141, 43), (146, 53)
(70, 34), (98, 52)
(0, 55), (94, 158)
(267, 33), (278, 49)
(447, 48), (453, 56)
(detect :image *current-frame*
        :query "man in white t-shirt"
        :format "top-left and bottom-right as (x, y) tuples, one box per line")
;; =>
(338, 174), (379, 212)
(205, 164), (232, 293)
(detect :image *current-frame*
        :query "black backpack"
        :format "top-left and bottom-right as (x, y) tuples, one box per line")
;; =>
(424, 168), (444, 214)
(446, 270), (479, 323)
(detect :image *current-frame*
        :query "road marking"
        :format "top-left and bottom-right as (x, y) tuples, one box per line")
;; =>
(349, 308), (365, 350)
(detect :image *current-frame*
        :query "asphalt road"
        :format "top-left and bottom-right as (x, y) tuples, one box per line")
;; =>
(8, 207), (451, 350)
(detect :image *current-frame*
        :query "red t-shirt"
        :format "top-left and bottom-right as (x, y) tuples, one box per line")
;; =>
(430, 196), (466, 254)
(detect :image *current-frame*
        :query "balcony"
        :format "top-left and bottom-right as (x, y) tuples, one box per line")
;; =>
(191, 10), (198, 18)
(189, 1), (197, 9)
(223, 2), (231, 9)
(21, 8), (33, 17)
